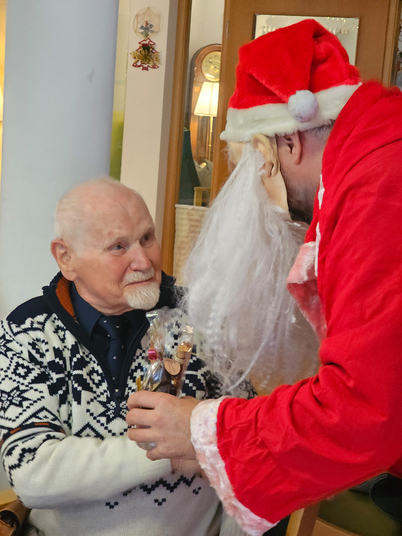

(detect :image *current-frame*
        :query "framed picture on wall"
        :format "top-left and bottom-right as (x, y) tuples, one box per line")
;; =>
(254, 15), (359, 64)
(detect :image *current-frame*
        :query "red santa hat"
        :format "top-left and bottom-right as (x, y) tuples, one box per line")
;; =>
(220, 19), (361, 142)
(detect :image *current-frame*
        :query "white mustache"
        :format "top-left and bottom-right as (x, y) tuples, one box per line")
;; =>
(123, 268), (155, 285)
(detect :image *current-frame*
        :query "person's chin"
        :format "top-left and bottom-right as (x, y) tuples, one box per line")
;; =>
(124, 281), (160, 310)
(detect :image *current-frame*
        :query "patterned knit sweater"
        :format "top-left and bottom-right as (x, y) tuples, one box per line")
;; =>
(0, 273), (224, 536)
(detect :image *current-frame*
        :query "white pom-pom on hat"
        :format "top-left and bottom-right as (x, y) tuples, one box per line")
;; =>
(288, 90), (319, 123)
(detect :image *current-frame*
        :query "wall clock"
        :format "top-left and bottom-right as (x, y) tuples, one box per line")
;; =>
(201, 50), (221, 82)
(193, 44), (222, 83)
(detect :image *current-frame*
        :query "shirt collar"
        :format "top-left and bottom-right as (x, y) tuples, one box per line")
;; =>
(70, 272), (176, 337)
(71, 284), (149, 337)
(71, 284), (103, 337)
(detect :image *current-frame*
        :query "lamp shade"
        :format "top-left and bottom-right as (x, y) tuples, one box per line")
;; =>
(194, 82), (219, 117)
(0, 86), (3, 122)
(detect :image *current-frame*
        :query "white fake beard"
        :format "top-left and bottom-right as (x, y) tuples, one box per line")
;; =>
(184, 144), (319, 394)
(124, 270), (160, 311)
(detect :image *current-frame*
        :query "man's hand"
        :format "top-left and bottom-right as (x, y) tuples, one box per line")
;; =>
(126, 391), (200, 461)
(171, 458), (205, 477)
(252, 134), (289, 215)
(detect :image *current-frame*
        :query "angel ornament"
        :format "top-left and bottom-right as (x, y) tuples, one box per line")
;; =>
(130, 7), (161, 71)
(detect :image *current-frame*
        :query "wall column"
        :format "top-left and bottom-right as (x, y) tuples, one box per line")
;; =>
(0, 0), (119, 318)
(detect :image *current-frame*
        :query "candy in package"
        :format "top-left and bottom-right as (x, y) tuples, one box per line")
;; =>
(135, 308), (194, 451)
(138, 308), (194, 397)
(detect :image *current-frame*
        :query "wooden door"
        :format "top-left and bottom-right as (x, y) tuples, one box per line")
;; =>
(211, 0), (401, 198)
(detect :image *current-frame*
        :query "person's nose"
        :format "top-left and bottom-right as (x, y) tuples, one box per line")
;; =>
(128, 244), (152, 272)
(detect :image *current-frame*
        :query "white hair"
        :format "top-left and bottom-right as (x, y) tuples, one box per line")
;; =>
(308, 121), (335, 141)
(123, 269), (161, 310)
(53, 177), (142, 251)
(184, 144), (319, 394)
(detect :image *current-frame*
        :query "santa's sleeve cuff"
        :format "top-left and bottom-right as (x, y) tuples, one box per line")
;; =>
(190, 398), (276, 536)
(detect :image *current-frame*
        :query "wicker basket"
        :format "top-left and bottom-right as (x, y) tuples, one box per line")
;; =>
(172, 204), (208, 286)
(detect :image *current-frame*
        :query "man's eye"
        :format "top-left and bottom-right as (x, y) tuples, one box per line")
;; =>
(112, 244), (124, 251)
(141, 233), (154, 245)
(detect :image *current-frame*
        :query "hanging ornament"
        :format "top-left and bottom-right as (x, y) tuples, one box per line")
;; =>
(131, 7), (162, 71)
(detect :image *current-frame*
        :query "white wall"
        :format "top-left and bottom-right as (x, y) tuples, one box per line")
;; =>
(120, 0), (178, 242)
(188, 0), (225, 62)
(0, 0), (119, 318)
(113, 0), (131, 114)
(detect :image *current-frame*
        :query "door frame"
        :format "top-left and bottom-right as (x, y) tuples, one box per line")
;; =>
(161, 0), (193, 275)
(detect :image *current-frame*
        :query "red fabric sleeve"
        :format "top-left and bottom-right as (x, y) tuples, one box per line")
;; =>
(215, 140), (402, 523)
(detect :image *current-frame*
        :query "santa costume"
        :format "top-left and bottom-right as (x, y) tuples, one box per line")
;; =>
(190, 19), (402, 535)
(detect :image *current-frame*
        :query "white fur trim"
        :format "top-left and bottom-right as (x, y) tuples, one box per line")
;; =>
(316, 174), (325, 276)
(221, 84), (361, 142)
(315, 223), (321, 278)
(191, 398), (276, 536)
(318, 174), (325, 209)
(287, 241), (317, 285)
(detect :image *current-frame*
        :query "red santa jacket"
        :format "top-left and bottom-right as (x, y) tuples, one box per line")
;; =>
(190, 81), (402, 535)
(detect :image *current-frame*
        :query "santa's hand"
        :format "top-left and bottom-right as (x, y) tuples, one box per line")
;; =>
(171, 458), (205, 477)
(126, 391), (199, 461)
(252, 134), (289, 216)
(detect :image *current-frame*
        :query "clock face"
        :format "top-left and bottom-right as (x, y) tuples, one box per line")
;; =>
(201, 51), (221, 82)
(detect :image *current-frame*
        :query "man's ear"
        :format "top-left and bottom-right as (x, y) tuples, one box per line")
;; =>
(50, 239), (76, 281)
(276, 131), (302, 165)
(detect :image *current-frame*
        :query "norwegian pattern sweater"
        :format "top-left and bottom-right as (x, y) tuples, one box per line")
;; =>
(0, 273), (224, 536)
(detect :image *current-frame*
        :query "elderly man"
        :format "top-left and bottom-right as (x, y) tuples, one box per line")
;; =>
(126, 19), (402, 535)
(0, 177), (229, 536)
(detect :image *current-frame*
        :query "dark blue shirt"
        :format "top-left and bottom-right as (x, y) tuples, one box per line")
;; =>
(71, 284), (148, 388)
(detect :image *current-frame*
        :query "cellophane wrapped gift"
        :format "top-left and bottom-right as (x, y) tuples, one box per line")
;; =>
(135, 308), (194, 450)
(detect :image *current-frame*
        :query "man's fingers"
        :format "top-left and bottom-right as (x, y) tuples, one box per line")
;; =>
(127, 390), (162, 410)
(147, 448), (162, 461)
(127, 424), (152, 443)
(126, 407), (153, 428)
